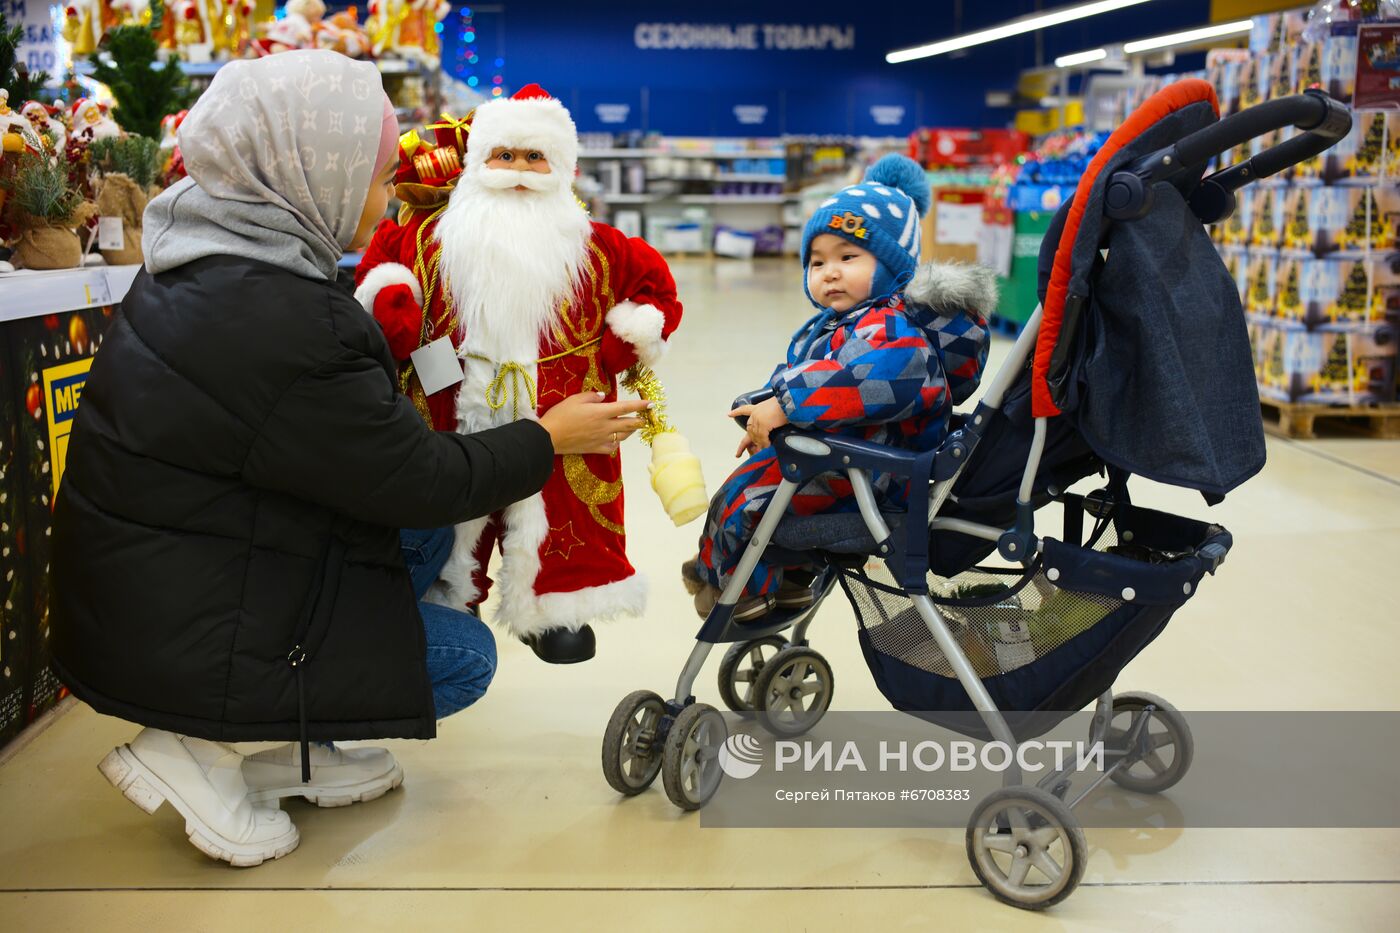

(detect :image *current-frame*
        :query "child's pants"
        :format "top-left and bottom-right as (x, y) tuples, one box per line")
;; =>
(697, 447), (862, 596)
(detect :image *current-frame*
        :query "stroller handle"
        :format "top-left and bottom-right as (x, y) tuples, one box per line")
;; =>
(1104, 90), (1352, 222)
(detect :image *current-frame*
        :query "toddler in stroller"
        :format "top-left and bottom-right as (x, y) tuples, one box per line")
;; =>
(601, 80), (1352, 911)
(682, 153), (995, 624)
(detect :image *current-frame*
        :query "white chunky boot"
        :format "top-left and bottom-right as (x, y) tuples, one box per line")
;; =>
(99, 728), (300, 867)
(242, 743), (404, 808)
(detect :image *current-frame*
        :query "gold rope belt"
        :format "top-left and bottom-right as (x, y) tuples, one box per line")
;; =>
(460, 337), (604, 419)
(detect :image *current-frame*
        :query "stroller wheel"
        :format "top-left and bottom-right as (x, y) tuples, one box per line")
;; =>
(753, 646), (835, 738)
(601, 690), (666, 796)
(661, 702), (727, 811)
(1105, 691), (1194, 794)
(966, 785), (1086, 911)
(717, 636), (787, 715)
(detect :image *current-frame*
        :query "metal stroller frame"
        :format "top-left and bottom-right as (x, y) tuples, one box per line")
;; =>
(601, 84), (1351, 910)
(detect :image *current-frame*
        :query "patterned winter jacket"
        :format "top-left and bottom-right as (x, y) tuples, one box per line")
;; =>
(767, 263), (995, 457)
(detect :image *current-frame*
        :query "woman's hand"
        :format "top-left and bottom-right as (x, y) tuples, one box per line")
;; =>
(539, 392), (651, 455)
(728, 397), (789, 457)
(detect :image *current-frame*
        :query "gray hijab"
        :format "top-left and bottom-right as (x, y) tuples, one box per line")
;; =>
(144, 50), (385, 281)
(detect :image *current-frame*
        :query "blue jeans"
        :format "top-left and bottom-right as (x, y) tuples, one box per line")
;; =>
(400, 527), (497, 719)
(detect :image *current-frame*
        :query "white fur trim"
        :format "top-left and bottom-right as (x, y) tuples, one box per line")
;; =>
(465, 95), (579, 180)
(905, 261), (1000, 317)
(491, 492), (551, 637)
(605, 301), (667, 367)
(353, 262), (422, 312)
(506, 571), (649, 638)
(430, 516), (492, 608)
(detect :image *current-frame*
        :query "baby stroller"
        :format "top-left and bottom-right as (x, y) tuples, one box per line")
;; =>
(600, 80), (1351, 909)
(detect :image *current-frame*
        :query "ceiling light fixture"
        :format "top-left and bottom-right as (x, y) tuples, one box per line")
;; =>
(1054, 48), (1110, 68)
(887, 0), (1154, 64)
(1121, 19), (1253, 54)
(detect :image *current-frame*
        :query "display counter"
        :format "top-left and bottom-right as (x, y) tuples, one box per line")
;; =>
(0, 265), (137, 748)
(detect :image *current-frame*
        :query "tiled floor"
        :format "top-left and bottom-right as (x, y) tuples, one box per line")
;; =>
(2, 257), (1397, 930)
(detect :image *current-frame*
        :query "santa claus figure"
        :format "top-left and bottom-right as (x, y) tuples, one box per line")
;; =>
(20, 101), (64, 151)
(70, 98), (122, 143)
(354, 85), (682, 663)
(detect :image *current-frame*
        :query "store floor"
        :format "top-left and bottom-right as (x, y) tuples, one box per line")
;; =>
(2, 258), (1398, 930)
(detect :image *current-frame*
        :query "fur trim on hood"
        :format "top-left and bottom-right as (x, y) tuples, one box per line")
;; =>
(904, 261), (999, 319)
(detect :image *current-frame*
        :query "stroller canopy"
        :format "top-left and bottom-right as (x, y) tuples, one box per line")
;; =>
(1032, 79), (1266, 497)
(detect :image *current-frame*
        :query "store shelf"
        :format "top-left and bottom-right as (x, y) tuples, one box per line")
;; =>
(72, 59), (222, 77)
(602, 194), (658, 204)
(659, 149), (786, 159)
(0, 265), (140, 322)
(578, 149), (664, 159)
(375, 59), (426, 75)
(715, 172), (786, 182)
(677, 195), (788, 204)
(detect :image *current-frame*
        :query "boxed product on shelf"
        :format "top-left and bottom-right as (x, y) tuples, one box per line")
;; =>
(1219, 188), (1254, 247)
(1221, 245), (1250, 301)
(1245, 247), (1279, 317)
(1322, 32), (1359, 100)
(1250, 187), (1285, 249)
(922, 188), (985, 264)
(1306, 255), (1400, 325)
(1281, 186), (1319, 253)
(713, 227), (757, 259)
(1323, 185), (1398, 256)
(1253, 317), (1398, 404)
(1275, 254), (1311, 323)
(1326, 111), (1398, 183)
(1299, 323), (1398, 404)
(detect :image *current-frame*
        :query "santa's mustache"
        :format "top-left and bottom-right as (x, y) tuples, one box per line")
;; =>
(475, 167), (560, 192)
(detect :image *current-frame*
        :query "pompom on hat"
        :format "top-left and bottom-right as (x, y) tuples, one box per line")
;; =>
(464, 82), (579, 180)
(801, 153), (932, 308)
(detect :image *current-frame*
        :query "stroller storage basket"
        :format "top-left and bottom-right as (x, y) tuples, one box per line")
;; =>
(839, 496), (1231, 740)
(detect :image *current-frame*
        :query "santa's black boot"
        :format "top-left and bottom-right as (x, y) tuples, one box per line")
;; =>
(521, 625), (596, 664)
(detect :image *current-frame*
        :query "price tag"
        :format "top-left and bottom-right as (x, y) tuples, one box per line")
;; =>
(410, 337), (463, 396)
(97, 217), (125, 251)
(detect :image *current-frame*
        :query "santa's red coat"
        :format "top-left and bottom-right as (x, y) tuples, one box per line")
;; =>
(354, 211), (681, 636)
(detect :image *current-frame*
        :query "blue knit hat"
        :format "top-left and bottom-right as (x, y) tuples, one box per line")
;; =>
(801, 154), (932, 309)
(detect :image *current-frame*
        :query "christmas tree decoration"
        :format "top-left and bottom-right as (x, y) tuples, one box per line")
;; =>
(88, 0), (196, 140)
(1345, 112), (1385, 178)
(2, 149), (98, 270)
(1324, 260), (1388, 323)
(1282, 187), (1314, 253)
(1336, 186), (1397, 254)
(1246, 250), (1277, 316)
(1250, 188), (1281, 248)
(1277, 259), (1305, 321)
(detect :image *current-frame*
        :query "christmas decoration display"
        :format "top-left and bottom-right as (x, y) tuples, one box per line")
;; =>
(354, 85), (694, 662)
(157, 108), (189, 186)
(89, 134), (160, 264)
(368, 0), (451, 68)
(86, 0), (196, 140)
(1, 149), (97, 270)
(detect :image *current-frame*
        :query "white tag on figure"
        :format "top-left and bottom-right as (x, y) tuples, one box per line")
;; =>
(98, 217), (124, 251)
(410, 337), (463, 396)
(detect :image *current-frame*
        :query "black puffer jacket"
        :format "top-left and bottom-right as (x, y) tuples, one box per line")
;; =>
(51, 256), (553, 743)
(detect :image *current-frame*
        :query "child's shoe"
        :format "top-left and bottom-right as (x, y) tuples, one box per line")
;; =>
(775, 575), (817, 610)
(680, 556), (706, 596)
(99, 728), (299, 867)
(694, 584), (775, 622)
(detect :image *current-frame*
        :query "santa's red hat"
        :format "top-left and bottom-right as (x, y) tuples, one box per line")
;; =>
(465, 83), (578, 179)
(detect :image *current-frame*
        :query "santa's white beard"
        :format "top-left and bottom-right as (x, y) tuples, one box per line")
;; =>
(433, 165), (592, 363)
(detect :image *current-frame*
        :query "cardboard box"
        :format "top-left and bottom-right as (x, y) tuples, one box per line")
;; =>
(921, 188), (985, 264)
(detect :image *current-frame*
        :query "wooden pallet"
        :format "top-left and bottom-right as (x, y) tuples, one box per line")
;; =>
(1260, 397), (1400, 439)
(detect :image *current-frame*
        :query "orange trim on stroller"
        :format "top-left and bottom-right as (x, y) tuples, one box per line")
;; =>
(1031, 78), (1220, 418)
